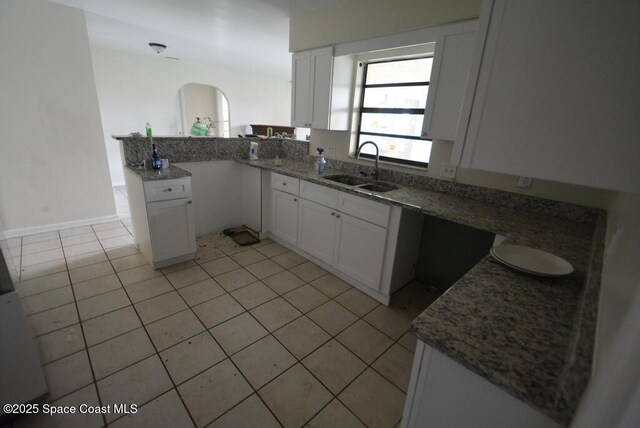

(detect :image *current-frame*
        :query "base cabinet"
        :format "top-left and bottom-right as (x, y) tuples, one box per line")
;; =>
(147, 198), (195, 261)
(267, 172), (419, 304)
(124, 169), (196, 269)
(334, 213), (387, 291)
(272, 189), (299, 246)
(403, 340), (562, 428)
(297, 198), (338, 265)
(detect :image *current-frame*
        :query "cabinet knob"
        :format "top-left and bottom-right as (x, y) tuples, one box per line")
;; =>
(282, 182), (287, 186)
(331, 212), (335, 216)
(336, 214), (341, 218)
(293, 198), (297, 202)
(187, 200), (192, 204)
(166, 188), (172, 192)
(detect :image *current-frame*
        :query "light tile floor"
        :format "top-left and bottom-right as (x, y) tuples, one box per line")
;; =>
(4, 221), (441, 428)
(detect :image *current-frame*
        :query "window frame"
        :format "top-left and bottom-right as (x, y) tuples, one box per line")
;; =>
(356, 57), (433, 168)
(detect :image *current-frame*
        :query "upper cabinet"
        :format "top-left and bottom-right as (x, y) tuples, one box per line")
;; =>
(422, 21), (478, 141)
(454, 0), (640, 194)
(291, 47), (352, 130)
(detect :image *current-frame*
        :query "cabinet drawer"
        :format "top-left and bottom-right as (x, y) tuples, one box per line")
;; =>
(144, 178), (192, 202)
(272, 173), (299, 195)
(300, 181), (338, 209)
(338, 192), (390, 227)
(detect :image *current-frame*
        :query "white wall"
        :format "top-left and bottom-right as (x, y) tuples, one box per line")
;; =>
(173, 161), (243, 236)
(90, 46), (292, 186)
(572, 191), (640, 427)
(0, 0), (116, 234)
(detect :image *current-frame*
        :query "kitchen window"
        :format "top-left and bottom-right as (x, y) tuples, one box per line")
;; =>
(356, 57), (433, 167)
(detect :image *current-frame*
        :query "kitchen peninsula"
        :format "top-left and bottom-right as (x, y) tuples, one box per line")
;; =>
(115, 135), (604, 427)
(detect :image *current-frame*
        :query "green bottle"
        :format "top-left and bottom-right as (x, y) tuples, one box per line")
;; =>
(145, 122), (152, 138)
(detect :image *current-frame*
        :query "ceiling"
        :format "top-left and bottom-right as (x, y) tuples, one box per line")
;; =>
(49, 0), (340, 79)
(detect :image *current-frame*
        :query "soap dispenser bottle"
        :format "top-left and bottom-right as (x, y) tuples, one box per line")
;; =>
(316, 148), (327, 174)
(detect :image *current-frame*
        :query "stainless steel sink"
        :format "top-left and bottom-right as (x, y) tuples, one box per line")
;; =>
(354, 182), (399, 192)
(323, 174), (398, 193)
(323, 174), (369, 186)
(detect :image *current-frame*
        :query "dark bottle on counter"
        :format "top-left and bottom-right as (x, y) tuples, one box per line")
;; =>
(151, 144), (162, 170)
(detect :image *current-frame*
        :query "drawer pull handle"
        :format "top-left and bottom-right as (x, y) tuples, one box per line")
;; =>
(187, 200), (192, 204)
(166, 188), (172, 192)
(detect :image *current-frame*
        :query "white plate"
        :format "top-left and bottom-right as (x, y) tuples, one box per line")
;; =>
(490, 245), (574, 277)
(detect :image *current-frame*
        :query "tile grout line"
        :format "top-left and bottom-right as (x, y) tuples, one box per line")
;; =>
(98, 238), (199, 428)
(58, 227), (109, 428)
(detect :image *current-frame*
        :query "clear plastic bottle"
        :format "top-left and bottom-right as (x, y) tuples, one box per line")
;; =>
(316, 148), (327, 174)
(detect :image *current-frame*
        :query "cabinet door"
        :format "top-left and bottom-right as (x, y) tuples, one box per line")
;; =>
(422, 22), (477, 141)
(272, 190), (299, 246)
(291, 47), (334, 129)
(291, 51), (312, 127)
(310, 47), (333, 129)
(334, 213), (387, 291)
(457, 0), (640, 194)
(297, 198), (337, 265)
(147, 198), (195, 261)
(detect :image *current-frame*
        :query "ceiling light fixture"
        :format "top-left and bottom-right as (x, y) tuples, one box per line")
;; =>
(148, 43), (167, 54)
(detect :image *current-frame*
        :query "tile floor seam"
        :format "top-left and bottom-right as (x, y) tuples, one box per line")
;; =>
(108, 265), (199, 428)
(59, 241), (109, 428)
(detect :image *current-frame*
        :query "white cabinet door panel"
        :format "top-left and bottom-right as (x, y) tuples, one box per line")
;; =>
(422, 22), (477, 141)
(334, 213), (387, 291)
(272, 190), (299, 246)
(458, 0), (640, 193)
(292, 51), (311, 127)
(147, 198), (196, 261)
(297, 198), (337, 265)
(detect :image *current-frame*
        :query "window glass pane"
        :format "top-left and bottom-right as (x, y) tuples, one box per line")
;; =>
(360, 113), (423, 137)
(366, 58), (433, 85)
(358, 135), (432, 164)
(363, 86), (428, 109)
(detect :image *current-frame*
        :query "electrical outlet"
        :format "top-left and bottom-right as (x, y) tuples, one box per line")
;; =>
(517, 176), (534, 189)
(440, 163), (457, 179)
(325, 146), (336, 158)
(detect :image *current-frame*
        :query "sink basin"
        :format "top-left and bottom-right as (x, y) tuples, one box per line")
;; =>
(354, 182), (399, 192)
(323, 174), (398, 193)
(323, 174), (368, 186)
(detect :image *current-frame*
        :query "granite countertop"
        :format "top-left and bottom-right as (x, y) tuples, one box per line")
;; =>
(124, 165), (191, 181)
(239, 158), (604, 426)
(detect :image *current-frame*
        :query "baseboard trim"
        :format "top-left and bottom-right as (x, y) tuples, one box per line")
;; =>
(0, 215), (121, 240)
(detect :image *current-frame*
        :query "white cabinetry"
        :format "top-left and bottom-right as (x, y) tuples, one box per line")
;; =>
(267, 173), (423, 305)
(291, 47), (352, 130)
(455, 0), (640, 194)
(422, 20), (477, 141)
(403, 340), (561, 428)
(146, 198), (195, 262)
(272, 190), (299, 246)
(296, 181), (393, 294)
(334, 213), (387, 291)
(124, 170), (196, 269)
(271, 173), (300, 246)
(298, 198), (338, 265)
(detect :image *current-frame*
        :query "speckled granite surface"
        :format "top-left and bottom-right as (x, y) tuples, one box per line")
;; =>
(238, 158), (604, 426)
(114, 136), (309, 166)
(124, 165), (191, 181)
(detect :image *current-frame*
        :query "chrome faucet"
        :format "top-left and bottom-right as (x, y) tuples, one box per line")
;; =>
(355, 141), (380, 180)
